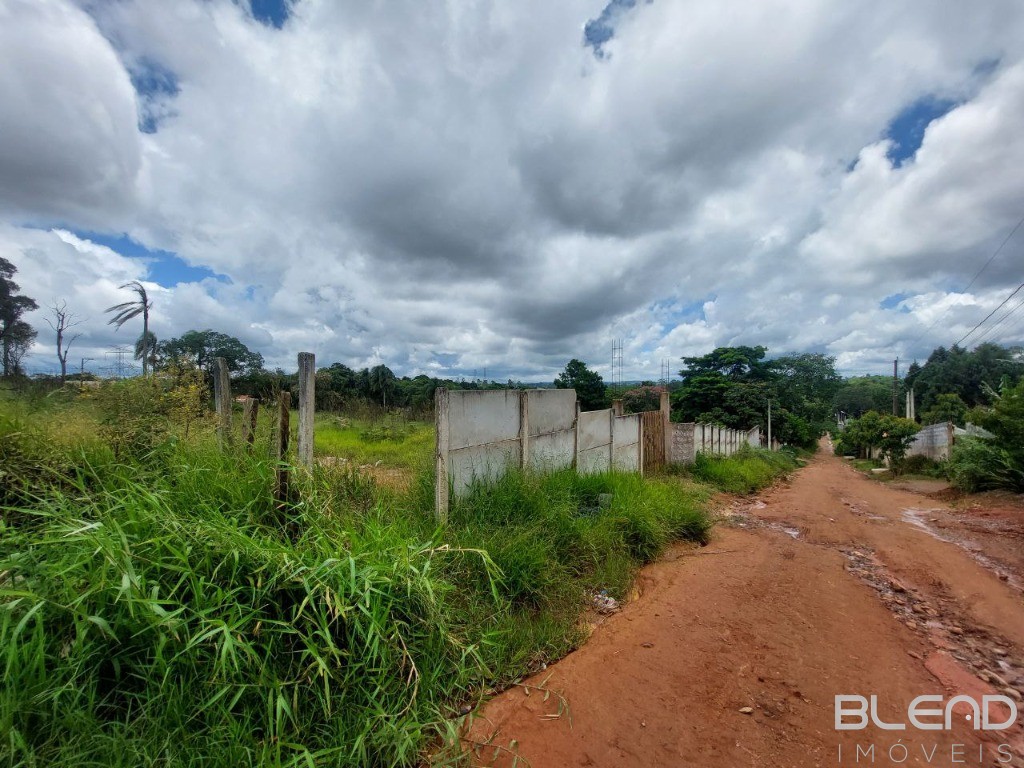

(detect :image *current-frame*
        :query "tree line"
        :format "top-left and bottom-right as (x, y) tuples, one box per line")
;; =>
(2, 257), (1020, 441)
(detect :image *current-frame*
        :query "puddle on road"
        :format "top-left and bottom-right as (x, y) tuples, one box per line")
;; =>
(721, 499), (802, 539)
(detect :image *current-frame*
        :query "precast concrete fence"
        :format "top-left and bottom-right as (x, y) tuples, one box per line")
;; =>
(434, 388), (651, 522)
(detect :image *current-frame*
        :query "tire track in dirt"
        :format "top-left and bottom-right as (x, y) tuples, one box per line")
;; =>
(464, 443), (1024, 767)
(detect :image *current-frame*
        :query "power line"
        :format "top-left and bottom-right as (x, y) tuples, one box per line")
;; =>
(971, 295), (1024, 346)
(907, 210), (1024, 349)
(953, 278), (1024, 348)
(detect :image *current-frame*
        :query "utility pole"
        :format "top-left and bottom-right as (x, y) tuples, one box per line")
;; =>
(767, 399), (772, 451)
(892, 358), (899, 416)
(80, 357), (94, 377)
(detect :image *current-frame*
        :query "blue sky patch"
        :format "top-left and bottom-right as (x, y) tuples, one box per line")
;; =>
(76, 231), (223, 287)
(879, 292), (912, 312)
(584, 0), (643, 59)
(250, 0), (291, 29)
(884, 95), (958, 167)
(129, 58), (179, 133)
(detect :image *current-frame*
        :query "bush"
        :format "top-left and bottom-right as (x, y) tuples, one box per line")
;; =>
(686, 447), (797, 494)
(899, 454), (945, 477)
(834, 411), (919, 468)
(947, 437), (1024, 492)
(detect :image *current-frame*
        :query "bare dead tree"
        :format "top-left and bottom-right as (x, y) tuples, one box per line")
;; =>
(46, 300), (83, 385)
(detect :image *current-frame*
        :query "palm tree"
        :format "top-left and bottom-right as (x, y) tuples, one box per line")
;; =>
(368, 364), (396, 409)
(134, 330), (159, 372)
(106, 281), (153, 376)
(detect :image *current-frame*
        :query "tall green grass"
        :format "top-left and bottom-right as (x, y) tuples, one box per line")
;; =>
(1, 417), (712, 766)
(683, 447), (798, 494)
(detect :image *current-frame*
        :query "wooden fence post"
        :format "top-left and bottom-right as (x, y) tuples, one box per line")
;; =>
(274, 391), (291, 506)
(241, 397), (259, 452)
(296, 352), (315, 468)
(214, 357), (232, 446)
(660, 390), (671, 465)
(435, 388), (450, 524)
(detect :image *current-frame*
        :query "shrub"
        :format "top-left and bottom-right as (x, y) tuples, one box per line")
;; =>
(947, 437), (1024, 492)
(687, 447), (797, 494)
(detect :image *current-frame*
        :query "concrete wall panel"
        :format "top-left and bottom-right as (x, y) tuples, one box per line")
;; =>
(612, 443), (640, 472)
(448, 390), (521, 451)
(578, 409), (612, 451)
(449, 442), (519, 497)
(613, 414), (640, 445)
(578, 445), (610, 475)
(528, 430), (575, 472)
(527, 389), (576, 436)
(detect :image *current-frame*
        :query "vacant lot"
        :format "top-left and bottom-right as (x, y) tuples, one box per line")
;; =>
(0, 382), (795, 766)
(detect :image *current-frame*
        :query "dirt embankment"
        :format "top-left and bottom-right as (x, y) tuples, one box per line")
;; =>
(465, 444), (1024, 767)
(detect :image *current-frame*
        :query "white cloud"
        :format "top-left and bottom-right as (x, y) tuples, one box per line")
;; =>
(0, 0), (141, 228)
(2, 0), (1024, 380)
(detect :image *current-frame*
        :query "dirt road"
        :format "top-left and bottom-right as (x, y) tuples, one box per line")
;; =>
(467, 443), (1024, 767)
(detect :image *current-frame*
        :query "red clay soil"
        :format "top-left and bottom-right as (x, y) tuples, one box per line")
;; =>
(465, 442), (1024, 767)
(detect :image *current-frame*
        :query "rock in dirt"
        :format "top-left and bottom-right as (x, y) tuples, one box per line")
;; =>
(738, 707), (754, 715)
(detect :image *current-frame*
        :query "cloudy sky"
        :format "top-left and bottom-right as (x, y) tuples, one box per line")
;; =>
(3, 0), (1024, 382)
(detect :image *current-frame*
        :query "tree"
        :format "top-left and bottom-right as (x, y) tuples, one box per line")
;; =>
(621, 384), (663, 413)
(834, 411), (920, 469)
(46, 300), (82, 385)
(679, 345), (771, 380)
(964, 376), (1024, 482)
(368, 364), (397, 408)
(920, 393), (968, 427)
(554, 359), (607, 411)
(0, 256), (38, 377)
(906, 343), (1022, 412)
(135, 330), (159, 372)
(4, 319), (35, 376)
(160, 330), (264, 376)
(670, 346), (841, 448)
(833, 376), (892, 418)
(106, 281), (153, 376)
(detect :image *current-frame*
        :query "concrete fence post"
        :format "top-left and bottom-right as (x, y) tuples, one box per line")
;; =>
(572, 401), (581, 470)
(609, 407), (615, 470)
(214, 357), (232, 446)
(274, 391), (291, 506)
(435, 388), (450, 523)
(296, 352), (315, 468)
(241, 396), (259, 451)
(520, 390), (530, 470)
(612, 399), (624, 417)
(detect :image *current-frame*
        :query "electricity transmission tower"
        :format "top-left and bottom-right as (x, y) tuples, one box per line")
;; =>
(105, 346), (135, 379)
(611, 339), (624, 387)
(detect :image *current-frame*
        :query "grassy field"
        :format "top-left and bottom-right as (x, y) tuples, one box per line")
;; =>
(0, 381), (795, 766)
(313, 414), (433, 470)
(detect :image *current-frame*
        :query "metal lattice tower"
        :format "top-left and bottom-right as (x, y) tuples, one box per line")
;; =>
(104, 346), (134, 379)
(611, 339), (624, 387)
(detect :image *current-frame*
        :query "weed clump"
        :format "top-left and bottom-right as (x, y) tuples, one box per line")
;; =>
(685, 447), (797, 494)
